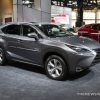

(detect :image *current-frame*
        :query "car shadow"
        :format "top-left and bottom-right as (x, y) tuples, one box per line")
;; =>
(67, 69), (92, 81)
(7, 61), (93, 81)
(7, 61), (45, 75)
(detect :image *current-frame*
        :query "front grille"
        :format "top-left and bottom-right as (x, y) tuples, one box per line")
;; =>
(92, 49), (100, 64)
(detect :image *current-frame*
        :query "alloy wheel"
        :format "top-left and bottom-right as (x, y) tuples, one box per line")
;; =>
(0, 50), (3, 64)
(47, 59), (63, 78)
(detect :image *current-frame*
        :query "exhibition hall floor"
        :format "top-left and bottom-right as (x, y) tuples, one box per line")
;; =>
(0, 62), (100, 100)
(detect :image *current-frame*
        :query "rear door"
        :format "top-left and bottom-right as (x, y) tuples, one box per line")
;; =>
(1, 24), (23, 60)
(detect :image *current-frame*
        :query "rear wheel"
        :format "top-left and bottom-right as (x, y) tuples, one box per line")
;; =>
(0, 48), (6, 65)
(45, 55), (68, 80)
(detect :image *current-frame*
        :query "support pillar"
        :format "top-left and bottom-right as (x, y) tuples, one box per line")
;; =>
(76, 0), (83, 27)
(0, 0), (2, 25)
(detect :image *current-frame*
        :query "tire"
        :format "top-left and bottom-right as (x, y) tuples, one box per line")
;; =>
(0, 48), (6, 65)
(45, 55), (68, 80)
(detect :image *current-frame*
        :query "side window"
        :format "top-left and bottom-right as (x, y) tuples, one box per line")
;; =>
(47, 25), (65, 35)
(36, 25), (48, 36)
(91, 25), (100, 30)
(40, 25), (49, 36)
(4, 25), (20, 35)
(1, 27), (6, 33)
(98, 25), (100, 30)
(22, 25), (37, 36)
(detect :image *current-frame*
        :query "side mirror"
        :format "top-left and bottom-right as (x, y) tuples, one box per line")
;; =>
(27, 32), (39, 41)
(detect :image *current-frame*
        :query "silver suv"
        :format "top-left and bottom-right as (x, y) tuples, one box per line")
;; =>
(0, 22), (100, 80)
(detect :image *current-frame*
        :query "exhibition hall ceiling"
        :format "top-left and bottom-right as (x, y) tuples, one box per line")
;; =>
(51, 0), (100, 10)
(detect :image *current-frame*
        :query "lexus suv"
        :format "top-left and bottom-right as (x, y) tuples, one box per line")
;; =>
(78, 24), (100, 42)
(0, 22), (100, 80)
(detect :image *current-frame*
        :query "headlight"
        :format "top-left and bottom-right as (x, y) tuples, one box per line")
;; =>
(66, 44), (90, 53)
(71, 47), (89, 53)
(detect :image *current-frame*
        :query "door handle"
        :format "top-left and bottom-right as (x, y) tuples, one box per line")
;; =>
(17, 39), (21, 43)
(17, 40), (23, 43)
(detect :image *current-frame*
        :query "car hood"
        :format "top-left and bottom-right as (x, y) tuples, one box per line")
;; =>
(51, 36), (100, 50)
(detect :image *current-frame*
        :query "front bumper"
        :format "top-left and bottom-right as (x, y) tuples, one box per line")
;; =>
(64, 49), (98, 74)
(92, 49), (100, 64)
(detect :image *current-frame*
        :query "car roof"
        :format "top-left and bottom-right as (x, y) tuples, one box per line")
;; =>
(0, 22), (55, 29)
(30, 22), (55, 26)
(0, 22), (33, 29)
(85, 23), (100, 26)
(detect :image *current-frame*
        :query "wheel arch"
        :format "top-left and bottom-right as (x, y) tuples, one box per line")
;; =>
(43, 52), (68, 69)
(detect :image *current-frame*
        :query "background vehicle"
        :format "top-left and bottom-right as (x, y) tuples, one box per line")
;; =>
(67, 28), (78, 35)
(0, 23), (100, 80)
(78, 24), (100, 42)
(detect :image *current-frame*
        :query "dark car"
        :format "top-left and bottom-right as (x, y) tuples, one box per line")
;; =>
(78, 24), (100, 42)
(0, 22), (100, 80)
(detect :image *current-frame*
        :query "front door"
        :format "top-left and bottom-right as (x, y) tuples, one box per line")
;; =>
(18, 24), (41, 64)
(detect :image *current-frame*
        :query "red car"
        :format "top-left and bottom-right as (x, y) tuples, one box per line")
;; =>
(78, 24), (100, 42)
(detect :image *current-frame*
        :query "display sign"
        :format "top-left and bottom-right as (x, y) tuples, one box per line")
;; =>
(51, 14), (69, 25)
(51, 5), (72, 28)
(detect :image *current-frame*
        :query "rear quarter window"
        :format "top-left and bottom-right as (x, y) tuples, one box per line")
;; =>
(1, 27), (7, 34)
(1, 25), (21, 35)
(91, 24), (100, 30)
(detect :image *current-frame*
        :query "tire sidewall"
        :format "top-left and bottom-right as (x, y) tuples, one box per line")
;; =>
(45, 55), (67, 80)
(0, 48), (6, 65)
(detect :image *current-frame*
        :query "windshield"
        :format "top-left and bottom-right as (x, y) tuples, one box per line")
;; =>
(35, 24), (73, 38)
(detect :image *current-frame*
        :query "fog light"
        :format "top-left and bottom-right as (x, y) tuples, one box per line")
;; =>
(76, 67), (83, 72)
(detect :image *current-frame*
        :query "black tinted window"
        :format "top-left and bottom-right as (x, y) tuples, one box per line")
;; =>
(92, 25), (100, 30)
(1, 27), (6, 33)
(5, 25), (20, 35)
(22, 25), (37, 36)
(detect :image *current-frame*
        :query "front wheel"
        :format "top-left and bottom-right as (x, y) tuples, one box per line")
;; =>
(45, 55), (68, 80)
(0, 48), (6, 65)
